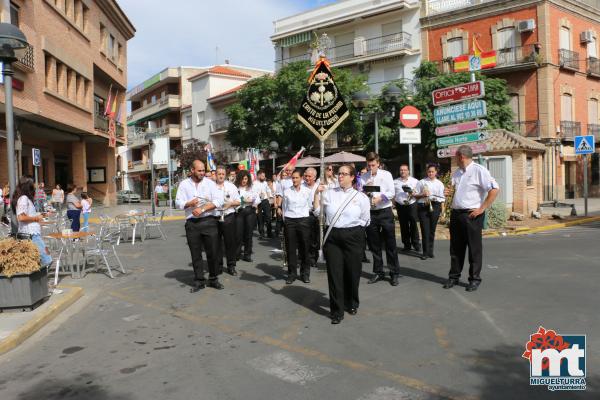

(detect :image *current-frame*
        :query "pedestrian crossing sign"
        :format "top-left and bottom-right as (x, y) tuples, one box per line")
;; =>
(574, 135), (595, 155)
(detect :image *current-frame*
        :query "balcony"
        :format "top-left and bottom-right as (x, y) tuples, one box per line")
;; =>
(275, 53), (311, 69)
(588, 123), (600, 140)
(209, 117), (231, 134)
(560, 121), (581, 140)
(559, 49), (579, 71)
(127, 95), (181, 124)
(492, 44), (540, 72)
(127, 125), (181, 148)
(94, 114), (124, 138)
(128, 159), (150, 173)
(15, 44), (34, 71)
(587, 57), (600, 77)
(513, 120), (540, 138)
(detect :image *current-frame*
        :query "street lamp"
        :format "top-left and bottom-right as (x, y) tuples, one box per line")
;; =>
(0, 22), (29, 233)
(269, 140), (279, 174)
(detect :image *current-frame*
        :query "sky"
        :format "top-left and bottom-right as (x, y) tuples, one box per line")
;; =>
(118, 0), (337, 89)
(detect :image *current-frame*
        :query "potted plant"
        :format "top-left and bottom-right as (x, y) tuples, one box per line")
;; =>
(0, 238), (49, 311)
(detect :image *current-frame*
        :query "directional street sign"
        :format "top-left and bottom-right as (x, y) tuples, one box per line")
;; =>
(32, 148), (41, 167)
(574, 135), (595, 155)
(432, 81), (485, 106)
(434, 100), (487, 125)
(436, 131), (488, 148)
(435, 119), (488, 136)
(437, 143), (488, 158)
(399, 106), (421, 128)
(399, 128), (421, 144)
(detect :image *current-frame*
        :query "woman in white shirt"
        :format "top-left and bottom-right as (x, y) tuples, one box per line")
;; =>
(80, 193), (93, 232)
(51, 184), (64, 216)
(314, 164), (370, 324)
(414, 164), (445, 260)
(235, 170), (259, 262)
(11, 176), (52, 266)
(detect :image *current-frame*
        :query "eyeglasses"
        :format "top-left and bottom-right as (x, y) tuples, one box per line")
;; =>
(338, 172), (352, 177)
(327, 168), (333, 171)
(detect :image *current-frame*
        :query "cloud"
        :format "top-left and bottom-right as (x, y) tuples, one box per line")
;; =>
(118, 0), (334, 88)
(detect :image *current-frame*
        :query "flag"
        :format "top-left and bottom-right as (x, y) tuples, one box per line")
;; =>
(473, 36), (483, 56)
(280, 147), (306, 175)
(110, 90), (119, 119)
(238, 160), (249, 170)
(249, 148), (259, 181)
(116, 102), (124, 123)
(453, 37), (497, 73)
(104, 84), (113, 116)
(205, 144), (217, 171)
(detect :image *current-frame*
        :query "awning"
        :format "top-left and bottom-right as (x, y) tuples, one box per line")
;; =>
(127, 109), (171, 126)
(278, 31), (312, 48)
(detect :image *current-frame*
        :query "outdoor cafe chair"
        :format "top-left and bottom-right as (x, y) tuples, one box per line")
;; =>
(82, 229), (126, 279)
(143, 210), (167, 240)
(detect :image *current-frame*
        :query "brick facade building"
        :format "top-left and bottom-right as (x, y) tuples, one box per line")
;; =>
(0, 0), (135, 204)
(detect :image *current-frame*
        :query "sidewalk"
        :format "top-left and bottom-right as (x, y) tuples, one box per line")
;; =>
(91, 200), (185, 221)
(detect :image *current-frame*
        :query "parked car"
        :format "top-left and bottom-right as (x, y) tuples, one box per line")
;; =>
(116, 190), (141, 204)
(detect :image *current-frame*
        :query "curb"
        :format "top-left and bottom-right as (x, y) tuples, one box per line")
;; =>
(0, 286), (84, 356)
(88, 215), (185, 224)
(483, 215), (600, 237)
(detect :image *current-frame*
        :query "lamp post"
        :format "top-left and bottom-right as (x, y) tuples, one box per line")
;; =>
(269, 140), (279, 175)
(0, 22), (29, 233)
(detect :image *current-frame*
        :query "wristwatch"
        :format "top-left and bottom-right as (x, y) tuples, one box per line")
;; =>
(200, 207), (205, 214)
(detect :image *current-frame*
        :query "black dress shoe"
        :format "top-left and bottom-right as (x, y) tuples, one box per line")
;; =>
(390, 275), (400, 286)
(286, 276), (296, 284)
(428, 254), (435, 259)
(227, 267), (237, 276)
(207, 280), (225, 290)
(347, 308), (357, 315)
(190, 280), (206, 293)
(367, 274), (385, 284)
(401, 246), (411, 252)
(420, 255), (428, 260)
(466, 281), (480, 292)
(242, 255), (252, 262)
(331, 315), (343, 324)
(443, 279), (459, 289)
(301, 276), (310, 284)
(413, 246), (422, 253)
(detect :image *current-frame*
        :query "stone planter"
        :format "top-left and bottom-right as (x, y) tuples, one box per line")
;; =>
(0, 266), (49, 311)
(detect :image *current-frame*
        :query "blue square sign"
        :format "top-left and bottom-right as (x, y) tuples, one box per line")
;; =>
(574, 135), (595, 155)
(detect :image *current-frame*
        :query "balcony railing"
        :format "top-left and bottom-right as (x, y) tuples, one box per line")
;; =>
(15, 44), (34, 70)
(559, 49), (579, 71)
(588, 123), (600, 140)
(560, 121), (581, 140)
(94, 114), (124, 137)
(209, 117), (231, 133)
(512, 120), (540, 138)
(587, 57), (600, 77)
(127, 94), (181, 123)
(496, 44), (540, 69)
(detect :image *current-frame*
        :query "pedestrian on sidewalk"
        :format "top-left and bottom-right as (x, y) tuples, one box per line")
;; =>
(2, 183), (9, 218)
(66, 185), (83, 232)
(444, 145), (499, 292)
(414, 164), (445, 260)
(81, 193), (93, 232)
(154, 181), (163, 207)
(34, 182), (46, 212)
(51, 184), (64, 216)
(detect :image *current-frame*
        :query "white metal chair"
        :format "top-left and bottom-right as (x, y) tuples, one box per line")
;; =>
(143, 210), (167, 240)
(82, 230), (126, 278)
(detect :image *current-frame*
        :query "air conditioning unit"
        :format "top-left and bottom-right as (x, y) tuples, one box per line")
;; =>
(581, 30), (594, 43)
(358, 63), (370, 73)
(354, 37), (366, 56)
(518, 19), (536, 33)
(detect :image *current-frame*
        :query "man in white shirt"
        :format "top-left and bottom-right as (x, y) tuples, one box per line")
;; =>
(215, 165), (241, 276)
(255, 170), (273, 239)
(175, 160), (225, 292)
(360, 152), (401, 286)
(393, 164), (421, 253)
(443, 145), (499, 292)
(274, 167), (293, 238)
(154, 181), (163, 207)
(303, 167), (320, 268)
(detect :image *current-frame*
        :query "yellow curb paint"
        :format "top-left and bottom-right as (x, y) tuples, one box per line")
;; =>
(0, 286), (83, 356)
(484, 215), (600, 237)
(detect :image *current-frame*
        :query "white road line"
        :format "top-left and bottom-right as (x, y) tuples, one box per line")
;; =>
(357, 386), (420, 400)
(248, 351), (336, 385)
(451, 291), (509, 341)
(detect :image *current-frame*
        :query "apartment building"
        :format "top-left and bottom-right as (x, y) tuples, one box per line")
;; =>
(0, 0), (135, 204)
(421, 0), (600, 204)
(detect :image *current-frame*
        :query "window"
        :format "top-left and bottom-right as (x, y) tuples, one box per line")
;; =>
(161, 91), (166, 100)
(151, 95), (156, 104)
(94, 95), (105, 116)
(447, 37), (464, 58)
(497, 27), (516, 50)
(589, 98), (599, 124)
(184, 115), (192, 130)
(560, 27), (571, 50)
(588, 36), (598, 59)
(100, 23), (107, 52)
(108, 34), (115, 59)
(381, 20), (403, 47)
(383, 65), (403, 83)
(161, 118), (167, 128)
(526, 157), (534, 186)
(561, 93), (573, 121)
(10, 2), (19, 27)
(333, 32), (354, 61)
(196, 111), (205, 126)
(509, 94), (520, 122)
(117, 43), (123, 66)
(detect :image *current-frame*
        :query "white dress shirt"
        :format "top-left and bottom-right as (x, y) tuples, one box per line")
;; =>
(253, 180), (271, 202)
(325, 177), (339, 189)
(314, 187), (370, 228)
(275, 178), (293, 197)
(16, 195), (41, 235)
(416, 178), (445, 204)
(394, 176), (419, 205)
(359, 169), (395, 210)
(282, 185), (312, 218)
(217, 181), (240, 216)
(175, 177), (224, 220)
(238, 185), (261, 208)
(451, 161), (499, 210)
(303, 179), (320, 209)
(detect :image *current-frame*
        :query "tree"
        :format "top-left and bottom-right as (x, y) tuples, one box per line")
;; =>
(372, 61), (515, 159)
(177, 139), (229, 171)
(226, 61), (367, 152)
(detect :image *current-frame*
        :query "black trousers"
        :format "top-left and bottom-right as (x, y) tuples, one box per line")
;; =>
(449, 209), (484, 283)
(417, 203), (442, 257)
(366, 207), (400, 276)
(257, 199), (272, 237)
(185, 217), (220, 281)
(324, 226), (365, 318)
(217, 213), (237, 269)
(396, 203), (420, 250)
(284, 217), (310, 278)
(307, 214), (320, 266)
(236, 206), (256, 257)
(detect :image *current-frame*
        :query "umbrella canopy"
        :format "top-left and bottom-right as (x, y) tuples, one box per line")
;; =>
(323, 151), (366, 164)
(278, 156), (321, 168)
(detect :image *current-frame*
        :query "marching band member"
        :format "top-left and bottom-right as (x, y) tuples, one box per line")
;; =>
(360, 152), (401, 286)
(215, 166), (241, 275)
(274, 167), (293, 237)
(414, 164), (445, 260)
(254, 169), (273, 239)
(303, 167), (320, 268)
(235, 170), (260, 262)
(393, 164), (421, 253)
(324, 164), (339, 189)
(279, 170), (312, 284)
(314, 164), (370, 324)
(175, 160), (225, 292)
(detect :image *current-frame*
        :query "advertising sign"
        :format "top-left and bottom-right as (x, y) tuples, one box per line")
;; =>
(434, 100), (487, 125)
(432, 81), (485, 106)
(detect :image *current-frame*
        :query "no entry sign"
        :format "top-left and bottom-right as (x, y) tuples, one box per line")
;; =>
(399, 106), (421, 128)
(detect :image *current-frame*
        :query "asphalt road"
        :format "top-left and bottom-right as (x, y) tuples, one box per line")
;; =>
(0, 221), (599, 400)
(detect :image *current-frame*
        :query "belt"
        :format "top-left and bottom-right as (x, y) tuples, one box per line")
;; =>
(370, 207), (392, 213)
(188, 216), (218, 222)
(451, 209), (472, 213)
